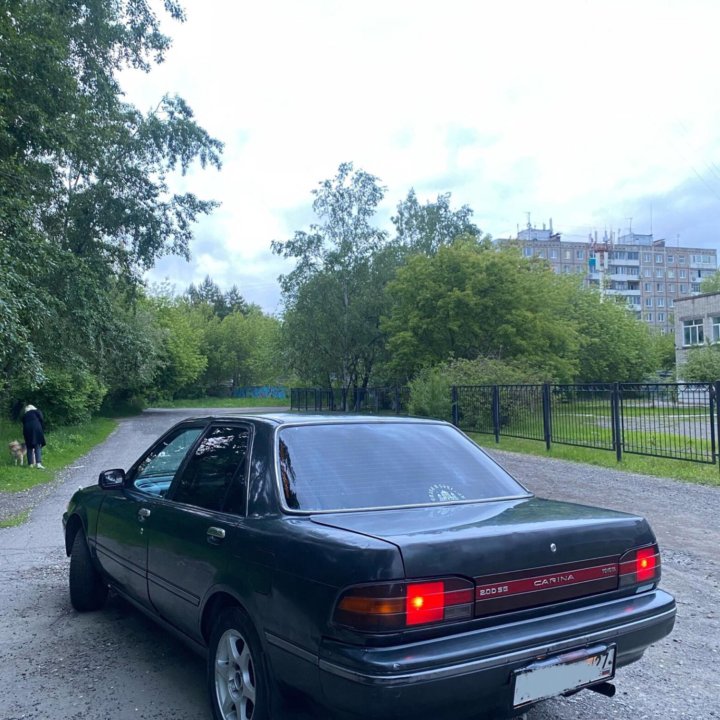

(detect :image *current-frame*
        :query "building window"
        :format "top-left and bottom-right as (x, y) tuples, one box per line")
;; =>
(655, 254), (664, 263)
(714, 317), (720, 342)
(643, 268), (651, 278)
(563, 265), (571, 273)
(667, 255), (674, 263)
(657, 312), (665, 322)
(644, 282), (652, 291)
(667, 269), (675, 279)
(684, 318), (704, 346)
(656, 283), (664, 292)
(692, 283), (701, 292)
(678, 255), (686, 264)
(550, 249), (558, 259)
(523, 248), (533, 257)
(563, 250), (572, 260)
(576, 250), (585, 260)
(537, 249), (546, 258)
(643, 253), (651, 262)
(668, 284), (675, 293)
(655, 269), (664, 278)
(657, 297), (665, 307)
(680, 284), (687, 293)
(669, 299), (674, 308)
(644, 312), (653, 322)
(679, 269), (687, 279)
(644, 297), (653, 307)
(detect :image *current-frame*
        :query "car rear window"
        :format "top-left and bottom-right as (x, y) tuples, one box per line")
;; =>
(277, 422), (527, 512)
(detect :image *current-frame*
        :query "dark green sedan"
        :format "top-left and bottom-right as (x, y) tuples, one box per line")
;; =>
(62, 414), (676, 720)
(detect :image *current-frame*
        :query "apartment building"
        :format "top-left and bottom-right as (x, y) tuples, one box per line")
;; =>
(507, 221), (718, 334)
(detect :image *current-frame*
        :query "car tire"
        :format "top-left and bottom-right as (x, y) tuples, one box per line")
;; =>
(208, 607), (271, 720)
(69, 530), (108, 611)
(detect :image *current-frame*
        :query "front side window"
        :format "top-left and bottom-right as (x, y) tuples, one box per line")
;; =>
(133, 427), (204, 495)
(277, 423), (527, 512)
(171, 425), (250, 512)
(683, 319), (704, 346)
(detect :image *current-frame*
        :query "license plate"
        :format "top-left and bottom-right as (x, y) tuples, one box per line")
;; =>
(513, 644), (616, 708)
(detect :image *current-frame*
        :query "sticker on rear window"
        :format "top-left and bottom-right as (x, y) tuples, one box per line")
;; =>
(428, 484), (466, 502)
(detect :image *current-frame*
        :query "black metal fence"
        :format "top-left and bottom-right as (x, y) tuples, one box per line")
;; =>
(454, 382), (719, 465)
(290, 386), (410, 414)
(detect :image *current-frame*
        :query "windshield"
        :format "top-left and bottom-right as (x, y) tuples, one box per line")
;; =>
(277, 422), (528, 512)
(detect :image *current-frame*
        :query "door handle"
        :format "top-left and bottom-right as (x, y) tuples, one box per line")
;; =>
(138, 507), (151, 521)
(207, 526), (226, 543)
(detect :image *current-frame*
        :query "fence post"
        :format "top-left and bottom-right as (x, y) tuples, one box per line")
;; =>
(612, 382), (623, 462)
(451, 386), (459, 426)
(542, 383), (552, 451)
(492, 385), (501, 443)
(304, 389), (308, 412)
(710, 380), (720, 467)
(395, 386), (401, 415)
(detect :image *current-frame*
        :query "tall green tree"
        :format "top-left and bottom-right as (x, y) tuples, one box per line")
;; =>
(272, 163), (392, 389)
(382, 240), (581, 382)
(392, 189), (482, 254)
(0, 0), (222, 414)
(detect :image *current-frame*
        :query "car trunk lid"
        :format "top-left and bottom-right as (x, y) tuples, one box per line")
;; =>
(311, 497), (655, 616)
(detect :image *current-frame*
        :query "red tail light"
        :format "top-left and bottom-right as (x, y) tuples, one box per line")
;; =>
(619, 544), (661, 588)
(334, 578), (474, 632)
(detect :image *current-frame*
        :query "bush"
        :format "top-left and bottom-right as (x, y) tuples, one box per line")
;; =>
(18, 366), (107, 426)
(408, 356), (549, 427)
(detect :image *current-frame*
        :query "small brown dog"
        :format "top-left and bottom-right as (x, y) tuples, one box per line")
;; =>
(8, 441), (27, 466)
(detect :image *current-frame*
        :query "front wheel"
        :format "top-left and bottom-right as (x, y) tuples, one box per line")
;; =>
(69, 530), (108, 611)
(208, 607), (271, 720)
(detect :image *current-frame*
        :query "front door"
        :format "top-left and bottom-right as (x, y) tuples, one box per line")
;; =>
(94, 425), (204, 607)
(147, 423), (251, 640)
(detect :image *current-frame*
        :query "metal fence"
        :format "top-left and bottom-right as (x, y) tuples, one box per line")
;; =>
(454, 382), (719, 465)
(290, 386), (410, 414)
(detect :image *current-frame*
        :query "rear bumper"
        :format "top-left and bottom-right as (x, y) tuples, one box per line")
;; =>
(267, 589), (675, 720)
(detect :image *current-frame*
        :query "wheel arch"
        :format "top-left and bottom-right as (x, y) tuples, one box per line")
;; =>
(64, 513), (85, 556)
(201, 590), (251, 645)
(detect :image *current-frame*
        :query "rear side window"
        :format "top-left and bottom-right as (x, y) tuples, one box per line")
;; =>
(277, 423), (526, 512)
(171, 425), (250, 512)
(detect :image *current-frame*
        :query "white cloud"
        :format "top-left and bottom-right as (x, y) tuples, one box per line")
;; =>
(123, 0), (720, 310)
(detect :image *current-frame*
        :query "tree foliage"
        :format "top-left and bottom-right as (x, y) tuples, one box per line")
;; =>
(392, 189), (483, 254)
(273, 163), (392, 389)
(0, 0), (223, 418)
(383, 240), (581, 382)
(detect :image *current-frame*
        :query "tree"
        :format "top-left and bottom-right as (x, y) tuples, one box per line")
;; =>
(700, 272), (720, 294)
(0, 1), (222, 414)
(568, 288), (659, 383)
(392, 189), (483, 254)
(272, 163), (392, 390)
(382, 241), (581, 382)
(680, 346), (720, 383)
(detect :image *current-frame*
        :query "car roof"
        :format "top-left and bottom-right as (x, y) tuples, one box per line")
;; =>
(183, 413), (447, 428)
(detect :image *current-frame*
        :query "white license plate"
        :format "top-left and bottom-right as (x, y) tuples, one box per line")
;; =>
(513, 644), (616, 708)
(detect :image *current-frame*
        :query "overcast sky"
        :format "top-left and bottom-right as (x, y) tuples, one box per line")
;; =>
(122, 0), (720, 313)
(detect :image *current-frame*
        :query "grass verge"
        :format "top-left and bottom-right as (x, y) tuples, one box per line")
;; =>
(470, 433), (720, 487)
(0, 510), (30, 528)
(0, 417), (117, 493)
(151, 397), (289, 409)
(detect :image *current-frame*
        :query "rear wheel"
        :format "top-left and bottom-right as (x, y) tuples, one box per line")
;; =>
(69, 530), (108, 611)
(208, 607), (270, 720)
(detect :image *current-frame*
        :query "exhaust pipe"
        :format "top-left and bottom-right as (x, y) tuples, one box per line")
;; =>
(588, 681), (616, 697)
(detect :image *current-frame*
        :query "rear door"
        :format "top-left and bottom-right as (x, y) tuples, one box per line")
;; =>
(146, 423), (251, 640)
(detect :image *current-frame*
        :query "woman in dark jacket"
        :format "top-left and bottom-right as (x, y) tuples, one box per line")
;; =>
(22, 404), (46, 469)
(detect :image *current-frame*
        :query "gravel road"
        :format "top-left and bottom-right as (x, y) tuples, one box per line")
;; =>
(0, 409), (717, 720)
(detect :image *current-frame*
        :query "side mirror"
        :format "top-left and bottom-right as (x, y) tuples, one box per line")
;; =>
(99, 468), (125, 489)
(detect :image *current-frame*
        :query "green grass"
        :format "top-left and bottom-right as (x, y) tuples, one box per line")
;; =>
(0, 417), (117, 493)
(470, 433), (720, 487)
(0, 510), (30, 528)
(150, 396), (289, 409)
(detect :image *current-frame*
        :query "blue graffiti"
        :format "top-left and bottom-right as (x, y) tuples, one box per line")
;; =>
(232, 386), (288, 399)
